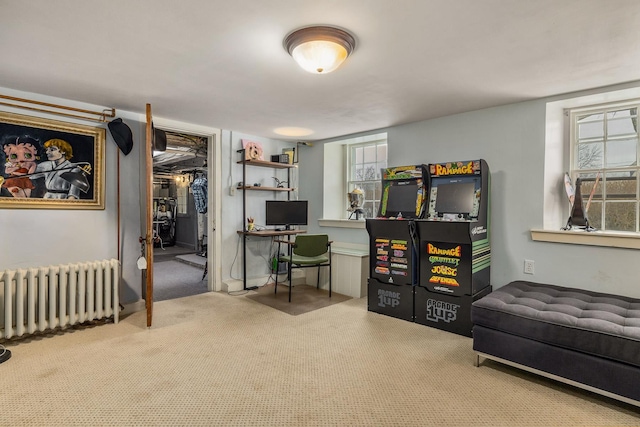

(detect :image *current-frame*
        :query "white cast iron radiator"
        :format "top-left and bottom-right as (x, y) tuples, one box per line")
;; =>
(0, 259), (120, 339)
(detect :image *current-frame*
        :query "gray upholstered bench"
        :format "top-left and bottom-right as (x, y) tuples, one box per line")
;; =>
(471, 280), (640, 406)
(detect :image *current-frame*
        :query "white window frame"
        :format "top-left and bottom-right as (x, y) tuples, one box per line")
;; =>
(569, 101), (640, 233)
(320, 132), (388, 228)
(176, 180), (189, 215)
(346, 139), (387, 219)
(532, 85), (640, 249)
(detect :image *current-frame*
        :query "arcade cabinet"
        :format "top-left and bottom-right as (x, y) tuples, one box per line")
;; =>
(414, 160), (492, 337)
(366, 165), (428, 321)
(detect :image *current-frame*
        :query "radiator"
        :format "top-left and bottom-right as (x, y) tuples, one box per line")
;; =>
(0, 259), (120, 339)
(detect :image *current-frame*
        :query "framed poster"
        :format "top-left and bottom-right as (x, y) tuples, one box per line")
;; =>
(0, 111), (105, 209)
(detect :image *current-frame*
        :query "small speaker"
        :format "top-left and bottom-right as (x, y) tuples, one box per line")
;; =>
(153, 127), (167, 151)
(271, 154), (289, 163)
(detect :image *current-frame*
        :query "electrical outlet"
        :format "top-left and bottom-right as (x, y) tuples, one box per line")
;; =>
(524, 259), (535, 275)
(229, 186), (236, 196)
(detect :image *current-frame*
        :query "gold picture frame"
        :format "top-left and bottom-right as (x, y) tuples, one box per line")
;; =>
(0, 111), (105, 209)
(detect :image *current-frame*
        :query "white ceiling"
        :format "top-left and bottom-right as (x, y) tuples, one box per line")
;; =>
(1, 0), (639, 141)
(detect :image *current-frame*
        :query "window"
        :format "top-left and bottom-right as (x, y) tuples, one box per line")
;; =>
(570, 103), (639, 232)
(322, 132), (388, 223)
(347, 139), (387, 218)
(177, 181), (189, 214)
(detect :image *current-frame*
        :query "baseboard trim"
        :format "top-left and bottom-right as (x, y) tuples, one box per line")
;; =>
(223, 271), (305, 292)
(120, 299), (146, 317)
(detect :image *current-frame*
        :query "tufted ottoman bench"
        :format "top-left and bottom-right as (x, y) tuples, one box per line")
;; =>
(471, 280), (640, 406)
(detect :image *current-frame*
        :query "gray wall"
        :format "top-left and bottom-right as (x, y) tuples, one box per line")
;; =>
(219, 130), (297, 283)
(300, 83), (640, 299)
(4, 82), (640, 303)
(174, 190), (198, 250)
(0, 92), (145, 305)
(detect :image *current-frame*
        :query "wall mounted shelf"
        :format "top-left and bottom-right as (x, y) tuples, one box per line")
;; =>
(236, 159), (297, 170)
(238, 186), (295, 192)
(237, 150), (297, 290)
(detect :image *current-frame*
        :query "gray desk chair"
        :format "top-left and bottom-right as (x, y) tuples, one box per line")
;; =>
(274, 234), (332, 302)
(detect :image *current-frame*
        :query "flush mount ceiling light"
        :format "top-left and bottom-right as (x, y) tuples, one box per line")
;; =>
(274, 127), (314, 137)
(284, 25), (356, 74)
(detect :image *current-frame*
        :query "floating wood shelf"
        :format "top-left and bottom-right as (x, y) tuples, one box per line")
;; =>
(237, 159), (297, 169)
(236, 229), (306, 237)
(237, 186), (295, 192)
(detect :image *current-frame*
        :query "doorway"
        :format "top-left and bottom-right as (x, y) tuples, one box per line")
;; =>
(151, 129), (211, 301)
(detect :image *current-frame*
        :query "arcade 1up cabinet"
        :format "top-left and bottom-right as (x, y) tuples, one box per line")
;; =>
(414, 160), (492, 337)
(366, 164), (428, 322)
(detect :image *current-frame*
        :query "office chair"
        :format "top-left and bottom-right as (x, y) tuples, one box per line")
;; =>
(274, 234), (332, 302)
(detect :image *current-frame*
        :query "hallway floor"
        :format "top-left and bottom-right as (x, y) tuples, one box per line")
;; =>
(153, 244), (208, 301)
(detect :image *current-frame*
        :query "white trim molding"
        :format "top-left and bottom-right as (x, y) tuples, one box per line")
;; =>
(531, 229), (640, 249)
(318, 218), (366, 229)
(153, 116), (223, 292)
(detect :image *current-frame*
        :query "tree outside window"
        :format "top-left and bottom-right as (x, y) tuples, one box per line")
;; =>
(572, 106), (639, 232)
(348, 139), (387, 219)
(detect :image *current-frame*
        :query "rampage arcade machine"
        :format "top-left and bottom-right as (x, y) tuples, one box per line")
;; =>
(414, 160), (492, 337)
(366, 165), (428, 322)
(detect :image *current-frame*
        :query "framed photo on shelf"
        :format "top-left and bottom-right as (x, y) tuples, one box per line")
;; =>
(0, 111), (105, 209)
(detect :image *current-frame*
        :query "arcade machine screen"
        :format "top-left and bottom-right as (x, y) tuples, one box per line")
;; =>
(428, 177), (480, 220)
(385, 182), (420, 216)
(378, 164), (427, 219)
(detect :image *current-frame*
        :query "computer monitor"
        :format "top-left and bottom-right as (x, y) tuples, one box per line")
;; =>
(265, 200), (308, 229)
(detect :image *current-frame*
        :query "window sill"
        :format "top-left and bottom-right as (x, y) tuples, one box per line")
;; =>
(531, 229), (640, 249)
(318, 219), (366, 229)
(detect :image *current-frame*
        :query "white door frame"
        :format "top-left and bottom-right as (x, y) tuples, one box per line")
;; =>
(153, 117), (222, 292)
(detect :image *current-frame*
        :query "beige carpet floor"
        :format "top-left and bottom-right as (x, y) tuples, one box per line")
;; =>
(1, 291), (639, 426)
(153, 260), (208, 301)
(246, 284), (351, 316)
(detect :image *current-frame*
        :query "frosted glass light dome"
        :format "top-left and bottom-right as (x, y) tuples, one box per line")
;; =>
(284, 26), (355, 74)
(291, 40), (348, 74)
